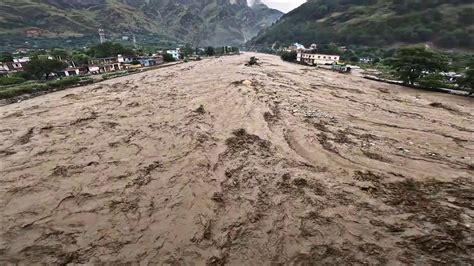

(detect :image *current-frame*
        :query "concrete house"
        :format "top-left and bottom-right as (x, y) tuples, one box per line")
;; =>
(13, 57), (30, 63)
(167, 49), (181, 60)
(138, 57), (163, 67)
(297, 52), (340, 65)
(64, 68), (80, 76)
(1, 62), (27, 73)
(287, 43), (306, 52)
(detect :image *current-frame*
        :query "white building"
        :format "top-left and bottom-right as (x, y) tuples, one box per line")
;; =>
(88, 66), (100, 74)
(63, 68), (80, 76)
(117, 54), (135, 64)
(13, 57), (30, 63)
(167, 49), (181, 60)
(297, 52), (340, 65)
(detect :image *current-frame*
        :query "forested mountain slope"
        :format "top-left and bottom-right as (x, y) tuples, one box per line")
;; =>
(0, 0), (282, 46)
(250, 0), (474, 49)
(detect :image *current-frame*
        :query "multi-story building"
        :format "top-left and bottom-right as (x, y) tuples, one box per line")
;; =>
(297, 52), (340, 66)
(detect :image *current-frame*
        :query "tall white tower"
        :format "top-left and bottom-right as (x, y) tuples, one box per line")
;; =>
(98, 28), (106, 44)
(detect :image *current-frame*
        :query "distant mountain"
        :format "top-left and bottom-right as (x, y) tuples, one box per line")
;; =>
(0, 0), (282, 47)
(250, 0), (474, 50)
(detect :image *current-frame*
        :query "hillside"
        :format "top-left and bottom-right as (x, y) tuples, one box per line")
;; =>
(0, 0), (282, 47)
(250, 0), (474, 49)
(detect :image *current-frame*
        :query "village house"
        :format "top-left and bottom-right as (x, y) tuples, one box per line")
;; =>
(138, 57), (163, 67)
(89, 57), (124, 73)
(117, 54), (136, 64)
(297, 52), (340, 66)
(13, 57), (30, 63)
(87, 65), (101, 75)
(14, 48), (30, 54)
(287, 43), (306, 52)
(62, 67), (87, 77)
(166, 49), (181, 60)
(1, 61), (28, 73)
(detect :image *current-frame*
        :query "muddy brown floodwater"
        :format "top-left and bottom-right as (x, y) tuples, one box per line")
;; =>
(0, 53), (473, 264)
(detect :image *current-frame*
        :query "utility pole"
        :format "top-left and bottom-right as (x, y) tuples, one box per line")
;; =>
(98, 28), (106, 44)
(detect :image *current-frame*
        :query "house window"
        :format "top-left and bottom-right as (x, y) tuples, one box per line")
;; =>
(323, 56), (326, 59)
(318, 56), (320, 58)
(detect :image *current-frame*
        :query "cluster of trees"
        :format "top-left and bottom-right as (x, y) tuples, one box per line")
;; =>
(0, 55), (68, 84)
(385, 46), (473, 93)
(385, 46), (448, 85)
(458, 59), (474, 92)
(0, 52), (14, 62)
(280, 51), (297, 62)
(24, 56), (68, 80)
(85, 42), (135, 58)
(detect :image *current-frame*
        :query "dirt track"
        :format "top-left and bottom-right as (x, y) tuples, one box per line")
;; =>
(1, 53), (473, 264)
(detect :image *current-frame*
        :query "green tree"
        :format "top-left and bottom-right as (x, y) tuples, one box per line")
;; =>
(50, 48), (69, 60)
(0, 52), (13, 62)
(182, 44), (194, 57)
(25, 57), (67, 80)
(458, 59), (474, 94)
(86, 42), (135, 58)
(459, 8), (474, 26)
(280, 51), (297, 62)
(205, 46), (215, 56)
(385, 46), (448, 85)
(71, 53), (90, 65)
(163, 53), (175, 62)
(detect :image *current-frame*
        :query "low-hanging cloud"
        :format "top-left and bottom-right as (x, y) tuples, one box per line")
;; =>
(261, 0), (306, 12)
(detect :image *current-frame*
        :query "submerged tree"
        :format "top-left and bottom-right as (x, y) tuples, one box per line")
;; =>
(86, 42), (135, 58)
(0, 52), (14, 62)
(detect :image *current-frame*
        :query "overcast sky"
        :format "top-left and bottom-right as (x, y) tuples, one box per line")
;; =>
(262, 0), (306, 13)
